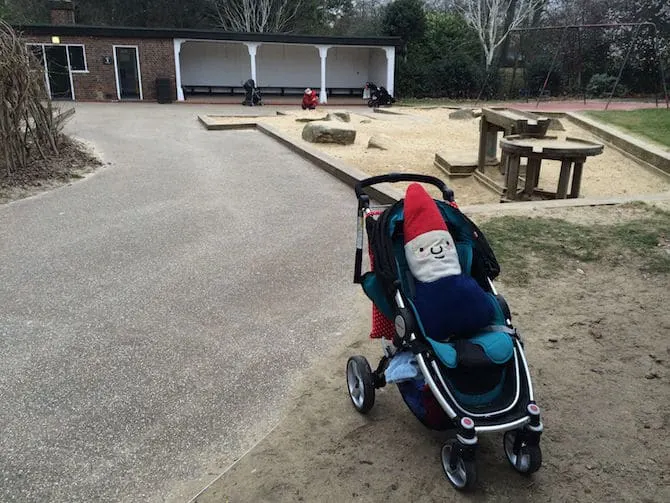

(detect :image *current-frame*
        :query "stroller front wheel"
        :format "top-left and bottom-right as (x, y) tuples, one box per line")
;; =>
(503, 429), (542, 474)
(346, 356), (375, 413)
(441, 441), (477, 490)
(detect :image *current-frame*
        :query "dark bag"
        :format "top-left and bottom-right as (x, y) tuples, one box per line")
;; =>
(462, 214), (501, 285)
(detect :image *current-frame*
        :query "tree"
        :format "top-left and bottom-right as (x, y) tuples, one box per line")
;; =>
(329, 0), (383, 36)
(2, 0), (49, 24)
(394, 11), (485, 98)
(0, 21), (66, 178)
(294, 0), (355, 35)
(383, 0), (427, 58)
(206, 0), (303, 33)
(74, 0), (209, 28)
(456, 0), (544, 70)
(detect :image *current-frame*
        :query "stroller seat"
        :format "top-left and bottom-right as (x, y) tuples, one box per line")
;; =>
(425, 303), (514, 369)
(395, 228), (513, 370)
(362, 213), (515, 408)
(420, 291), (515, 408)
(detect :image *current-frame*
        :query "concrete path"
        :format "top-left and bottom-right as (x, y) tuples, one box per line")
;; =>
(0, 103), (365, 502)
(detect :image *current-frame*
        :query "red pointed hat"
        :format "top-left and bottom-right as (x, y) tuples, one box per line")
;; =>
(403, 183), (448, 243)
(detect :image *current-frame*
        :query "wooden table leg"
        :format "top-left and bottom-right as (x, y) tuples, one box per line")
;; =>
(500, 128), (512, 175)
(570, 160), (584, 198)
(524, 157), (541, 195)
(556, 159), (572, 199)
(506, 154), (521, 200)
(503, 154), (511, 186)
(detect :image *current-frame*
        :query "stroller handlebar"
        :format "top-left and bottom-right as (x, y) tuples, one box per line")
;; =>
(355, 173), (454, 203)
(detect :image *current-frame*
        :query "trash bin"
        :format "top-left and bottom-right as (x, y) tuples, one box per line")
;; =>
(156, 78), (173, 104)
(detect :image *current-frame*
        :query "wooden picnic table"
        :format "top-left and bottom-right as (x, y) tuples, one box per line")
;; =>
(477, 108), (551, 171)
(499, 135), (604, 200)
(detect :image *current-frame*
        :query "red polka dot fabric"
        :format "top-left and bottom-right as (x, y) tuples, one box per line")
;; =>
(366, 210), (396, 340)
(371, 302), (395, 340)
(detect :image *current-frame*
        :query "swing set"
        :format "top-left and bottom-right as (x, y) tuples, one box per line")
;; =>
(502, 22), (669, 110)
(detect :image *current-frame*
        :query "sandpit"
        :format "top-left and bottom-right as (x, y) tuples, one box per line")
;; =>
(215, 108), (670, 206)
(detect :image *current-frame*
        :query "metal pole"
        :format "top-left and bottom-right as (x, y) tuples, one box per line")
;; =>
(514, 22), (655, 33)
(651, 24), (670, 110)
(474, 67), (492, 106)
(508, 32), (521, 99)
(605, 24), (641, 110)
(475, 51), (502, 106)
(536, 27), (569, 108)
(578, 26), (586, 105)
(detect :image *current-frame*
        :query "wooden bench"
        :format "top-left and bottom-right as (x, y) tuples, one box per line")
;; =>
(183, 85), (365, 99)
(259, 87), (363, 96)
(258, 87), (316, 96)
(327, 87), (364, 97)
(182, 85), (245, 97)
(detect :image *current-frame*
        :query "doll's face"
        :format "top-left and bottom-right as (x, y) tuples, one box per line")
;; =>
(405, 230), (461, 283)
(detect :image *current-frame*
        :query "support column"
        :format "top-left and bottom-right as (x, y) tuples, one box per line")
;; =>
(244, 42), (260, 83)
(384, 46), (396, 98)
(317, 45), (330, 104)
(174, 39), (185, 101)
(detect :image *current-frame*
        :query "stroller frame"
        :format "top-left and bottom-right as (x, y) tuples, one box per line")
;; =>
(347, 173), (544, 490)
(364, 81), (395, 108)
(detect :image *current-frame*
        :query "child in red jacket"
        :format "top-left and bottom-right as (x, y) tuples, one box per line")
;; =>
(302, 88), (318, 110)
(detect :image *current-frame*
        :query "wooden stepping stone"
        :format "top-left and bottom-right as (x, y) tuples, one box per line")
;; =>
(434, 152), (478, 177)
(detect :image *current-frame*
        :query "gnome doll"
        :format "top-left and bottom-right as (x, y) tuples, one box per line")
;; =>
(403, 183), (495, 341)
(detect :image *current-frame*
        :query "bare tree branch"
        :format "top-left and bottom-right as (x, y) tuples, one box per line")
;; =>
(0, 21), (67, 179)
(456, 0), (544, 69)
(207, 0), (302, 33)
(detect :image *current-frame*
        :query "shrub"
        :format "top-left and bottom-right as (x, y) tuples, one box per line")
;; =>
(586, 73), (629, 98)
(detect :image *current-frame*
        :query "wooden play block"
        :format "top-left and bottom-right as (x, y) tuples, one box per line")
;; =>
(434, 152), (478, 177)
(473, 164), (528, 198)
(473, 169), (506, 196)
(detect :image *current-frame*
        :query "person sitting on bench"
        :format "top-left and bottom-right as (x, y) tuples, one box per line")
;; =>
(302, 88), (318, 110)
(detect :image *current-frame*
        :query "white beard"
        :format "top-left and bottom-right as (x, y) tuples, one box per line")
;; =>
(404, 230), (462, 283)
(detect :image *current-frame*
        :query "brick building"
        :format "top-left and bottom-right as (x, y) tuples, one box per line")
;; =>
(18, 0), (400, 103)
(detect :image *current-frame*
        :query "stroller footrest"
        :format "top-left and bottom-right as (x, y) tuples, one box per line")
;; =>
(427, 330), (514, 369)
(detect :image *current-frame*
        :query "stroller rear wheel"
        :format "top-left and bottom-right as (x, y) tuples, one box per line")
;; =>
(503, 429), (542, 474)
(441, 441), (477, 490)
(346, 356), (375, 413)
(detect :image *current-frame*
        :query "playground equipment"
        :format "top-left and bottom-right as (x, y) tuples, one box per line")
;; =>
(499, 135), (604, 201)
(477, 109), (551, 171)
(435, 108), (604, 201)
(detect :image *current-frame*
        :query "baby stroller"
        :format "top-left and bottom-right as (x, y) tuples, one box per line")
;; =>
(365, 81), (395, 108)
(347, 173), (543, 490)
(242, 78), (262, 106)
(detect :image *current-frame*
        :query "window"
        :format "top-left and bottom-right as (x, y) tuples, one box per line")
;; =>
(27, 44), (45, 66)
(25, 43), (87, 72)
(67, 45), (87, 72)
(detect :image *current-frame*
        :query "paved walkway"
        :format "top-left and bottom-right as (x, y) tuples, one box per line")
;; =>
(0, 103), (365, 502)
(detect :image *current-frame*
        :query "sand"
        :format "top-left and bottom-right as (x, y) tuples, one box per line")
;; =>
(194, 203), (670, 503)
(216, 108), (670, 206)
